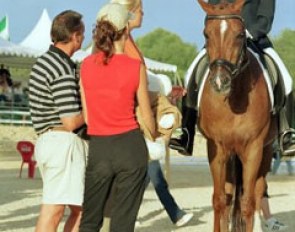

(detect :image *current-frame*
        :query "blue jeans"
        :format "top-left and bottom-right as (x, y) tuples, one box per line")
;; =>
(147, 160), (185, 223)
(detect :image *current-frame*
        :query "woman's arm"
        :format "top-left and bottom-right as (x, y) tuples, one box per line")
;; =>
(79, 80), (88, 124)
(136, 64), (156, 139)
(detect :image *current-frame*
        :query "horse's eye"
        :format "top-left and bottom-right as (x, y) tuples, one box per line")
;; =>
(204, 32), (209, 39)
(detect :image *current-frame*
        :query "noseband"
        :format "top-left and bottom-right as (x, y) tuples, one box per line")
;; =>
(205, 14), (249, 78)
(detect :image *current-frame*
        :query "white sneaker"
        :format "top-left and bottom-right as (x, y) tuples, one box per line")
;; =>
(265, 217), (288, 231)
(175, 213), (193, 227)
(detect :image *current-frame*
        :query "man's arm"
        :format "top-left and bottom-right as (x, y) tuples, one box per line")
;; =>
(52, 74), (85, 131)
(61, 114), (84, 131)
(245, 0), (276, 40)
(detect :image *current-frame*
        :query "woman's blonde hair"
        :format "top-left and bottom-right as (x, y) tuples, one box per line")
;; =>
(110, 0), (140, 11)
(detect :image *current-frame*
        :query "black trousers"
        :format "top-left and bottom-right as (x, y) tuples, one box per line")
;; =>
(79, 129), (148, 232)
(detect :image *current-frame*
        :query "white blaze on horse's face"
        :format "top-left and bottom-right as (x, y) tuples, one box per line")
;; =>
(216, 20), (229, 93)
(220, 20), (228, 42)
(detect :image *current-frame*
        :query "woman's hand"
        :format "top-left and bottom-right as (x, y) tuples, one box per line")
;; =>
(169, 86), (187, 105)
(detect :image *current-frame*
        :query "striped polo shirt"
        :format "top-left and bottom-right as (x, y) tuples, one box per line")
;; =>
(28, 45), (82, 135)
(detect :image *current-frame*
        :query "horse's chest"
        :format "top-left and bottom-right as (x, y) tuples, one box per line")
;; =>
(200, 114), (253, 142)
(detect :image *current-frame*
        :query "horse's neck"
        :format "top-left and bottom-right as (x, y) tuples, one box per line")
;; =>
(228, 53), (263, 106)
(236, 51), (261, 84)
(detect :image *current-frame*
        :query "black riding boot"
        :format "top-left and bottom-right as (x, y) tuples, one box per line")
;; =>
(169, 53), (208, 156)
(169, 101), (197, 156)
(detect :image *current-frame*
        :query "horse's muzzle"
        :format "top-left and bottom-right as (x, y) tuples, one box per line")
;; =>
(209, 67), (231, 95)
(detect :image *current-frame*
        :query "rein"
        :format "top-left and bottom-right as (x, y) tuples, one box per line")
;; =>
(205, 14), (249, 78)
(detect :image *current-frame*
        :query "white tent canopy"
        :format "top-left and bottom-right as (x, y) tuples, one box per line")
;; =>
(0, 37), (36, 57)
(1, 8), (178, 72)
(144, 57), (177, 73)
(84, 45), (177, 73)
(20, 9), (52, 54)
(18, 9), (84, 62)
(0, 37), (39, 68)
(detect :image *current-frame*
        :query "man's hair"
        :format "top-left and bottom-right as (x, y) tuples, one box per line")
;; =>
(51, 10), (83, 43)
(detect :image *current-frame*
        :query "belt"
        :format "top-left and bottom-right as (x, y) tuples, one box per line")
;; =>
(48, 127), (69, 132)
(39, 127), (69, 136)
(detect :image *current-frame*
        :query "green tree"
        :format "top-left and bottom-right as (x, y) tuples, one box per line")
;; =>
(272, 29), (295, 87)
(136, 28), (198, 81)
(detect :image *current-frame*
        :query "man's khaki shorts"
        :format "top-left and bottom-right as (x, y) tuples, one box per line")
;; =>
(35, 131), (88, 206)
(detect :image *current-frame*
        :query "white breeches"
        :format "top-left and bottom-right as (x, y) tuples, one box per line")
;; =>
(263, 47), (293, 95)
(184, 48), (207, 88)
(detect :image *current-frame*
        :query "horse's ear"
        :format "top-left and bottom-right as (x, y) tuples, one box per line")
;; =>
(231, 0), (245, 13)
(197, 0), (214, 14)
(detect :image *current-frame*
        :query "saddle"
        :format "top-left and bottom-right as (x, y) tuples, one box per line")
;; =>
(261, 53), (285, 114)
(185, 54), (208, 110)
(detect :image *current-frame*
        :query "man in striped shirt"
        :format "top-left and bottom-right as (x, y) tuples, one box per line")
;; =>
(28, 10), (87, 232)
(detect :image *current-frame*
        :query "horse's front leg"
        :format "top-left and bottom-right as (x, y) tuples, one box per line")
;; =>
(208, 140), (230, 232)
(240, 141), (264, 232)
(253, 142), (273, 231)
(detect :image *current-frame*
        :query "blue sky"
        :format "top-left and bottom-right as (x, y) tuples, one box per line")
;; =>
(0, 0), (294, 50)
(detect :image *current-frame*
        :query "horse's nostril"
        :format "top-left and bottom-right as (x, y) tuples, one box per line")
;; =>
(222, 78), (231, 89)
(222, 76), (229, 84)
(210, 71), (231, 95)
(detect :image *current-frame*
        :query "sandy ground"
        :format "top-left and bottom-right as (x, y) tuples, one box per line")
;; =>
(0, 125), (295, 232)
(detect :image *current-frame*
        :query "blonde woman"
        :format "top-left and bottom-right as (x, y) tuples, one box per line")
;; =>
(110, 0), (194, 227)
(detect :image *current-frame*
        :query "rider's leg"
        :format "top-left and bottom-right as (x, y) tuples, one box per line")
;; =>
(264, 47), (293, 95)
(264, 47), (295, 155)
(169, 50), (207, 156)
(169, 101), (197, 156)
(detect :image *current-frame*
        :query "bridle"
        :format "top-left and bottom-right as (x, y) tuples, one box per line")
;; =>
(205, 14), (249, 78)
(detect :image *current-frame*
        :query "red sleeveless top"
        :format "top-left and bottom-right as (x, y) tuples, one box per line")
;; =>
(80, 52), (141, 135)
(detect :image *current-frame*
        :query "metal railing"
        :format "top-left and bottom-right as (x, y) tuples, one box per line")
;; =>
(0, 104), (31, 125)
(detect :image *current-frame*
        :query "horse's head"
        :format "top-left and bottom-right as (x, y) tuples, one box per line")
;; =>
(198, 0), (249, 95)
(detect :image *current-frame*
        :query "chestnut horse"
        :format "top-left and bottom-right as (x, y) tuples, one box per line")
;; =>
(197, 0), (276, 231)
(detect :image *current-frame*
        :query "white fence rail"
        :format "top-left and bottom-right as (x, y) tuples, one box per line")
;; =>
(0, 107), (32, 125)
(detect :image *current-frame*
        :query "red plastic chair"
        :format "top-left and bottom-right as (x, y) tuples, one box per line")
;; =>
(16, 141), (37, 178)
